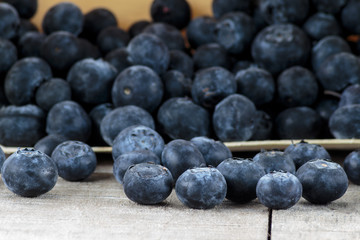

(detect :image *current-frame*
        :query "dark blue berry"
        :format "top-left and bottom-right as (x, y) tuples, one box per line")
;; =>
(0, 3), (20, 40)
(104, 48), (132, 73)
(329, 104), (360, 139)
(339, 84), (360, 107)
(35, 78), (71, 111)
(253, 150), (296, 174)
(186, 16), (217, 49)
(34, 134), (67, 157)
(303, 13), (340, 41)
(96, 26), (130, 55)
(344, 150), (360, 185)
(150, 0), (191, 29)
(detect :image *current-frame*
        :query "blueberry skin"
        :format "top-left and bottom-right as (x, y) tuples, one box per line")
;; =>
(303, 13), (340, 41)
(192, 67), (237, 109)
(80, 8), (117, 43)
(123, 163), (173, 205)
(276, 107), (322, 139)
(96, 26), (130, 55)
(100, 105), (155, 146)
(259, 0), (309, 25)
(0, 3), (20, 39)
(128, 20), (151, 38)
(163, 70), (192, 99)
(13, 19), (38, 42)
(112, 125), (165, 160)
(104, 48), (132, 73)
(150, 0), (191, 30)
(296, 159), (348, 204)
(285, 141), (331, 169)
(46, 101), (92, 142)
(344, 150), (360, 185)
(315, 96), (339, 122)
(1, 148), (58, 197)
(2, 0), (37, 19)
(18, 31), (46, 58)
(190, 136), (232, 167)
(213, 94), (257, 141)
(35, 78), (71, 111)
(113, 150), (161, 184)
(215, 12), (255, 55)
(186, 16), (217, 49)
(253, 150), (296, 174)
(0, 105), (45, 146)
(311, 36), (351, 74)
(0, 146), (5, 172)
(212, 0), (251, 19)
(341, 0), (360, 35)
(235, 67), (275, 106)
(157, 97), (210, 140)
(77, 38), (101, 59)
(312, 0), (347, 14)
(111, 65), (164, 113)
(193, 43), (231, 70)
(42, 2), (83, 36)
(251, 24), (311, 75)
(251, 110), (273, 141)
(143, 23), (186, 51)
(34, 134), (67, 157)
(67, 58), (117, 105)
(256, 171), (302, 209)
(277, 66), (318, 107)
(162, 139), (206, 181)
(127, 33), (169, 74)
(0, 38), (17, 75)
(175, 167), (227, 209)
(339, 84), (360, 107)
(217, 158), (265, 203)
(5, 57), (52, 106)
(317, 52), (360, 91)
(329, 104), (360, 139)
(88, 103), (113, 145)
(168, 50), (194, 77)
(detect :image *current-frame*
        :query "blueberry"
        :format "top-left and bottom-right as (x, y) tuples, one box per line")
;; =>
(186, 16), (217, 49)
(67, 58), (117, 105)
(100, 105), (155, 146)
(123, 163), (173, 205)
(46, 100), (92, 142)
(0, 38), (17, 76)
(104, 48), (132, 73)
(251, 24), (311, 75)
(315, 95), (339, 122)
(0, 104), (45, 146)
(329, 104), (360, 139)
(150, 0), (191, 29)
(232, 61), (258, 74)
(96, 26), (130, 55)
(344, 150), (360, 185)
(128, 20), (151, 38)
(296, 159), (348, 204)
(212, 0), (251, 19)
(277, 66), (318, 107)
(34, 134), (67, 157)
(258, 0), (309, 25)
(81, 8), (117, 43)
(0, 146), (5, 172)
(256, 171), (302, 209)
(14, 19), (38, 42)
(312, 0), (347, 14)
(5, 57), (52, 106)
(217, 158), (265, 203)
(143, 22), (186, 51)
(192, 67), (237, 109)
(42, 2), (83, 36)
(163, 70), (192, 99)
(215, 12), (255, 55)
(157, 97), (210, 140)
(251, 110), (273, 140)
(0, 3), (20, 39)
(341, 0), (360, 34)
(77, 38), (101, 59)
(213, 94), (257, 141)
(317, 52), (360, 91)
(111, 65), (164, 113)
(275, 107), (322, 139)
(235, 67), (275, 106)
(1, 148), (58, 197)
(17, 31), (46, 58)
(168, 49), (194, 77)
(303, 13), (340, 41)
(285, 140), (331, 169)
(193, 43), (231, 70)
(161, 139), (206, 180)
(339, 84), (360, 107)
(88, 103), (113, 145)
(113, 150), (161, 184)
(253, 150), (296, 174)
(190, 136), (232, 167)
(2, 0), (37, 19)
(35, 78), (71, 111)
(175, 167), (227, 209)
(112, 125), (165, 160)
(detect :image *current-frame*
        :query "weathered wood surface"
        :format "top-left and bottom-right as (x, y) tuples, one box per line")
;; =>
(0, 161), (269, 240)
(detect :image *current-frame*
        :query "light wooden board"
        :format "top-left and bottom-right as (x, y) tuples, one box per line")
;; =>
(271, 184), (360, 240)
(0, 161), (269, 240)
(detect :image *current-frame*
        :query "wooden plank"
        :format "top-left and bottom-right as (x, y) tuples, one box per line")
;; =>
(0, 161), (269, 240)
(271, 184), (360, 240)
